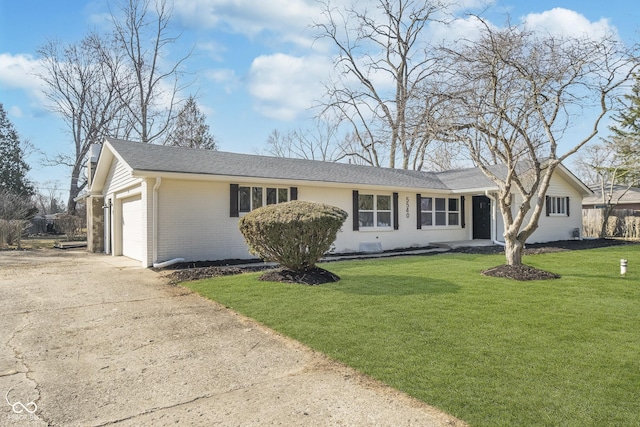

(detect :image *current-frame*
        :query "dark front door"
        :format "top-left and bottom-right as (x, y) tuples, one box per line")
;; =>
(472, 196), (491, 239)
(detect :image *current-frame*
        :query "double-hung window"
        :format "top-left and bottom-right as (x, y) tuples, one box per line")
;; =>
(420, 197), (433, 226)
(359, 194), (392, 228)
(266, 187), (288, 205)
(448, 198), (460, 225)
(420, 196), (460, 227)
(238, 186), (289, 214)
(547, 196), (569, 216)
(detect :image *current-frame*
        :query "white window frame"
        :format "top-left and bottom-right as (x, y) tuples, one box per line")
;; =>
(359, 194), (393, 229)
(548, 196), (568, 216)
(239, 186), (290, 213)
(420, 196), (461, 227)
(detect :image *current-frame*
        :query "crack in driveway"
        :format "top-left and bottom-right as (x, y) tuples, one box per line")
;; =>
(0, 250), (465, 427)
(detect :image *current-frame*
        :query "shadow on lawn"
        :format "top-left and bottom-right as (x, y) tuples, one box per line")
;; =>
(332, 275), (460, 296)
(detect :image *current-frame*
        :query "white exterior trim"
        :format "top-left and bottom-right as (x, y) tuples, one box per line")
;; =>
(90, 141), (590, 267)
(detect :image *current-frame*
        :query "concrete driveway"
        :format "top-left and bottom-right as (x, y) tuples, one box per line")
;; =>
(1, 250), (464, 426)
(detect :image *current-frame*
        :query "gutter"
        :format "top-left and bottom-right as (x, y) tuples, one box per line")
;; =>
(152, 177), (162, 265)
(153, 257), (185, 269)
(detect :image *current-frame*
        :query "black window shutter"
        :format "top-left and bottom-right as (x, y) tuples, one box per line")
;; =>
(545, 196), (550, 216)
(566, 196), (570, 216)
(352, 190), (359, 231)
(393, 192), (399, 230)
(230, 184), (239, 217)
(461, 196), (466, 228)
(416, 194), (422, 229)
(290, 187), (298, 201)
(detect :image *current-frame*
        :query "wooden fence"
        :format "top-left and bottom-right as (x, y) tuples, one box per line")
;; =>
(582, 208), (640, 238)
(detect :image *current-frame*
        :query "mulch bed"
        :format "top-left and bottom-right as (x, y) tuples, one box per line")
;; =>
(259, 267), (340, 285)
(481, 264), (561, 281)
(163, 239), (637, 284)
(466, 239), (635, 281)
(165, 265), (269, 285)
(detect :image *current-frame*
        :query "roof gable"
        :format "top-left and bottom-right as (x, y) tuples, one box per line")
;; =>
(102, 137), (451, 191)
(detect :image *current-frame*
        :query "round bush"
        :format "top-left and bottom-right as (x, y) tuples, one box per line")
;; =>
(238, 200), (348, 272)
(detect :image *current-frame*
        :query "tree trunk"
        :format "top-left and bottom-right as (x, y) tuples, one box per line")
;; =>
(599, 206), (615, 238)
(67, 171), (81, 214)
(504, 236), (524, 266)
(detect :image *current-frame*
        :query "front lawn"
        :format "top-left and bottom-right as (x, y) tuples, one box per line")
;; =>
(185, 245), (640, 426)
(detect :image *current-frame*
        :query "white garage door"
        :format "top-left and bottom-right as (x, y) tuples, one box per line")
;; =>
(121, 195), (143, 261)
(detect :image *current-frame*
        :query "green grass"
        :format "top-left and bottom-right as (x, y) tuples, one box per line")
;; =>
(185, 246), (640, 426)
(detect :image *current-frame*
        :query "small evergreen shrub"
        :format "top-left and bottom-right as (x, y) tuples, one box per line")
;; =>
(239, 200), (348, 272)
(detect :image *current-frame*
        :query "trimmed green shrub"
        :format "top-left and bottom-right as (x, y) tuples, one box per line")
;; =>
(239, 200), (348, 271)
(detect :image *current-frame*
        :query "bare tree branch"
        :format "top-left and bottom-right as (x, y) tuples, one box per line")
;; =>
(315, 0), (456, 170)
(440, 15), (638, 265)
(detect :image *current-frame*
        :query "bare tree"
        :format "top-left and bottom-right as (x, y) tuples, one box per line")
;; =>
(263, 119), (348, 162)
(34, 181), (66, 215)
(110, 0), (191, 144)
(441, 18), (637, 265)
(316, 0), (453, 169)
(576, 141), (638, 238)
(37, 34), (132, 213)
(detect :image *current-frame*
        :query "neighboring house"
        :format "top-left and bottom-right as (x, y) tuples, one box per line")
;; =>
(583, 185), (640, 210)
(85, 138), (591, 267)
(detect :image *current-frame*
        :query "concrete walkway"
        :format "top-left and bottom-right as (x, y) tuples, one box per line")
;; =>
(0, 249), (466, 426)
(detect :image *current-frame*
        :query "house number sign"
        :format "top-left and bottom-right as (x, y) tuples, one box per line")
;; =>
(405, 196), (410, 218)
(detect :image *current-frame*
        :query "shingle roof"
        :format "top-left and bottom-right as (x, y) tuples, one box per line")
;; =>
(106, 137), (455, 190)
(583, 184), (640, 205)
(435, 166), (496, 190)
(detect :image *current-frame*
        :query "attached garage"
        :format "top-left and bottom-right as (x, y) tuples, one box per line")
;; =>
(121, 195), (143, 262)
(86, 137), (592, 268)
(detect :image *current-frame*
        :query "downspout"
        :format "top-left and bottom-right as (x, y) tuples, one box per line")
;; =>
(152, 177), (161, 265)
(151, 177), (185, 268)
(485, 190), (505, 246)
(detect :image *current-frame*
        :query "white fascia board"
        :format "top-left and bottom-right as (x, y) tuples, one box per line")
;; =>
(130, 169), (453, 194)
(449, 186), (499, 194)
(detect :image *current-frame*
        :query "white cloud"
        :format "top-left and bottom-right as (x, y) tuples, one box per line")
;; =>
(8, 106), (24, 118)
(0, 53), (43, 92)
(522, 8), (616, 39)
(173, 0), (321, 47)
(429, 15), (493, 45)
(430, 8), (618, 48)
(205, 68), (240, 93)
(197, 41), (227, 61)
(247, 53), (332, 121)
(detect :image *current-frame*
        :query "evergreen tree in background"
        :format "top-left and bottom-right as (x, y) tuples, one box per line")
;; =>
(605, 74), (640, 184)
(165, 96), (218, 150)
(0, 103), (34, 196)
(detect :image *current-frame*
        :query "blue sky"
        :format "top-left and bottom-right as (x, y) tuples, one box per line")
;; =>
(0, 0), (638, 194)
